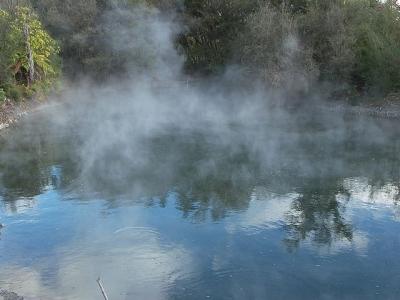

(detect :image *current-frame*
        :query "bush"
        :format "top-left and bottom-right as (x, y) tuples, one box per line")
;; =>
(179, 0), (260, 75)
(6, 85), (26, 101)
(179, 0), (400, 96)
(236, 3), (317, 91)
(0, 6), (60, 98)
(299, 1), (356, 86)
(0, 88), (6, 102)
(350, 1), (400, 94)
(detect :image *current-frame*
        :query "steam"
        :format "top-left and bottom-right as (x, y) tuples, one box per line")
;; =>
(100, 3), (183, 79)
(1, 0), (399, 242)
(13, 0), (396, 200)
(1, 3), (400, 300)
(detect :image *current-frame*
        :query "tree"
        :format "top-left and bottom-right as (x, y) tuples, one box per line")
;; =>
(236, 2), (317, 91)
(350, 0), (400, 93)
(29, 0), (100, 77)
(178, 0), (261, 75)
(30, 0), (174, 79)
(298, 1), (356, 87)
(0, 6), (60, 89)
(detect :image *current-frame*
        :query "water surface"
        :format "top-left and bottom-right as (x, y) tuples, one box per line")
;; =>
(1, 106), (400, 299)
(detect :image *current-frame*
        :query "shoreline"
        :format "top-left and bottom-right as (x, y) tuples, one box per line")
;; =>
(1, 95), (400, 133)
(0, 98), (55, 132)
(0, 99), (39, 131)
(315, 100), (400, 120)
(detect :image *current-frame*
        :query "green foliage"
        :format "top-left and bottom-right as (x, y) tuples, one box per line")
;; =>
(32, 0), (166, 79)
(269, 0), (309, 13)
(31, 0), (102, 76)
(0, 7), (60, 81)
(0, 88), (6, 102)
(299, 1), (356, 85)
(297, 0), (400, 94)
(2, 0), (399, 100)
(0, 9), (11, 84)
(179, 0), (261, 74)
(236, 3), (317, 90)
(6, 84), (26, 101)
(0, 5), (60, 101)
(351, 0), (400, 93)
(178, 0), (400, 95)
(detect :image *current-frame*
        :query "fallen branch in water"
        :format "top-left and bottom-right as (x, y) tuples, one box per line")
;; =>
(96, 277), (109, 300)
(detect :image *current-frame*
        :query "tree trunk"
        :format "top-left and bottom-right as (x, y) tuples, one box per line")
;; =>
(23, 22), (35, 86)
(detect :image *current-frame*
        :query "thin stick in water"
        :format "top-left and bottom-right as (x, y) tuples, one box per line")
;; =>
(97, 277), (109, 300)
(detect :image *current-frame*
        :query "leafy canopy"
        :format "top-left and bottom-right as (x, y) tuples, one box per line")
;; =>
(0, 6), (60, 84)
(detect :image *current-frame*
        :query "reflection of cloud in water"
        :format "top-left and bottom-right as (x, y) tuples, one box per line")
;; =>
(341, 177), (400, 221)
(0, 221), (193, 299)
(303, 230), (369, 256)
(224, 186), (370, 256)
(0, 266), (47, 300)
(225, 187), (298, 233)
(1, 197), (37, 216)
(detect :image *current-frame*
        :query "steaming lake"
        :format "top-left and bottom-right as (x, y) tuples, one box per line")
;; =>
(1, 104), (400, 299)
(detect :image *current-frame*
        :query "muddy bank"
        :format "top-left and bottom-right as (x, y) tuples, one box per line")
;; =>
(0, 100), (38, 131)
(316, 101), (400, 119)
(317, 93), (400, 119)
(0, 99), (53, 131)
(1, 93), (400, 133)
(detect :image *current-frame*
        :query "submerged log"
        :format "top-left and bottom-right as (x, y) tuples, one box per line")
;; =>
(96, 277), (109, 300)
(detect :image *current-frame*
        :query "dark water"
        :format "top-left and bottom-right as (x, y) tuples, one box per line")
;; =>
(1, 107), (400, 299)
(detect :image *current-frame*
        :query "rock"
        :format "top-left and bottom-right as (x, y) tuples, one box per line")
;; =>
(0, 289), (24, 300)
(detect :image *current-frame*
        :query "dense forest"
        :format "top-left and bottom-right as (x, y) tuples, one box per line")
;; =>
(0, 0), (399, 102)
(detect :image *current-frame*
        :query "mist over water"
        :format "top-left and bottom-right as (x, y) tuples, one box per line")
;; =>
(1, 3), (400, 300)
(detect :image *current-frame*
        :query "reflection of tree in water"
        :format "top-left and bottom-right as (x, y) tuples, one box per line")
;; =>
(94, 131), (261, 221)
(0, 131), (43, 201)
(2, 115), (400, 231)
(172, 159), (256, 222)
(283, 179), (353, 252)
(76, 122), (400, 227)
(367, 176), (400, 204)
(0, 121), (78, 206)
